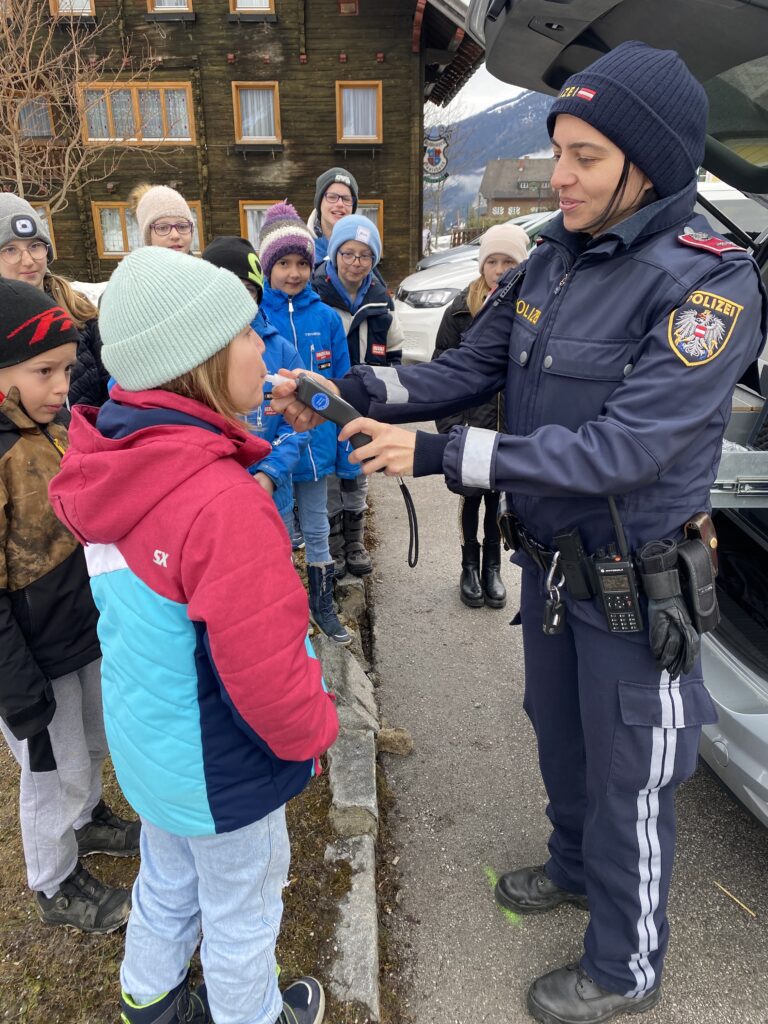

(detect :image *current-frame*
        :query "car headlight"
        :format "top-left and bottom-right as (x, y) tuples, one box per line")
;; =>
(403, 287), (460, 308)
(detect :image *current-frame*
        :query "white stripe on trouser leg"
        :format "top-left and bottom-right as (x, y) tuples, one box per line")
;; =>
(461, 427), (497, 490)
(627, 672), (681, 998)
(371, 366), (409, 404)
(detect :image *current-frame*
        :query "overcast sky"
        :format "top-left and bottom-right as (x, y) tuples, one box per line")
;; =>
(453, 63), (525, 116)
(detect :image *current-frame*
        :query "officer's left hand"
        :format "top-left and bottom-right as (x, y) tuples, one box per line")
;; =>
(340, 419), (416, 477)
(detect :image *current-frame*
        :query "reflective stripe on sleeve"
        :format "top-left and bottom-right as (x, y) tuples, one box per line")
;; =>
(371, 366), (409, 404)
(461, 427), (498, 490)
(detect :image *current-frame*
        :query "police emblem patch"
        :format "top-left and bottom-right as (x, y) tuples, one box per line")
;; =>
(668, 290), (743, 366)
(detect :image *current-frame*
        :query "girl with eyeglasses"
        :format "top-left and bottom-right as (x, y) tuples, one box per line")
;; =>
(128, 183), (196, 255)
(0, 194), (108, 408)
(306, 166), (359, 267)
(312, 215), (403, 578)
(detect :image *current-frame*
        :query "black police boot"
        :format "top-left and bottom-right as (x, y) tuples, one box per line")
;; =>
(495, 865), (589, 915)
(343, 510), (372, 577)
(460, 541), (484, 607)
(328, 512), (347, 579)
(308, 563), (352, 646)
(481, 540), (507, 608)
(527, 963), (661, 1024)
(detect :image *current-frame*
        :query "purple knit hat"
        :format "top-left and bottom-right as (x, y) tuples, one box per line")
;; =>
(258, 201), (315, 281)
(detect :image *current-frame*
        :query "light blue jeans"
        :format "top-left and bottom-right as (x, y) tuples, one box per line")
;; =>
(121, 809), (290, 1024)
(293, 478), (331, 565)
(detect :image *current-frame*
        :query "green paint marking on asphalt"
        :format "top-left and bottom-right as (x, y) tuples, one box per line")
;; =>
(484, 865), (522, 926)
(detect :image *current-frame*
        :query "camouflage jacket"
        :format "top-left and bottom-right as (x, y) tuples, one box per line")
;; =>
(0, 388), (100, 740)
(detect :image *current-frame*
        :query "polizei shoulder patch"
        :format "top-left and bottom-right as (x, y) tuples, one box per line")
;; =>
(677, 226), (744, 256)
(668, 290), (744, 366)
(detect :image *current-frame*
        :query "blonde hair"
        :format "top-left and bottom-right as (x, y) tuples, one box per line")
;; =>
(467, 275), (492, 319)
(156, 345), (244, 428)
(44, 272), (98, 328)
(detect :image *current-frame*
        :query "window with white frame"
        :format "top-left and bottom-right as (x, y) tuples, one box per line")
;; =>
(232, 83), (280, 143)
(82, 83), (194, 144)
(19, 100), (54, 138)
(92, 201), (203, 258)
(336, 82), (382, 143)
(239, 201), (280, 249)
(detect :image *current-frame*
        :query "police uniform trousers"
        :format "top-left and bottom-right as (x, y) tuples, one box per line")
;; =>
(519, 566), (714, 998)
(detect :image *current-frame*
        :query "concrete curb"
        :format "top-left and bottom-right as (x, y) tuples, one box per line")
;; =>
(311, 575), (382, 1021)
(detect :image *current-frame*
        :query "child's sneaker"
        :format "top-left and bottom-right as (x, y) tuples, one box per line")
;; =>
(121, 974), (212, 1024)
(35, 861), (131, 933)
(75, 798), (141, 857)
(277, 977), (325, 1024)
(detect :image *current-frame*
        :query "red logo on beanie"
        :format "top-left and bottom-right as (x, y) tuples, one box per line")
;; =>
(7, 306), (74, 347)
(576, 87), (596, 101)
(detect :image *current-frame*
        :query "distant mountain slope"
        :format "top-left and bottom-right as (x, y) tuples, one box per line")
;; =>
(431, 90), (553, 224)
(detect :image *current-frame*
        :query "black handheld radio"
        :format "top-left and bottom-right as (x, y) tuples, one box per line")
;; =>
(593, 497), (643, 633)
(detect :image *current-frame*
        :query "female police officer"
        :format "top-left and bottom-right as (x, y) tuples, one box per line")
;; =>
(273, 42), (768, 1024)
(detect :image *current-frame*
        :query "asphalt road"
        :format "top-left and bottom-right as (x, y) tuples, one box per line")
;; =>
(368, 445), (768, 1024)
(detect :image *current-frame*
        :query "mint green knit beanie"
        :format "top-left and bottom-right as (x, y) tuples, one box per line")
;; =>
(99, 246), (257, 391)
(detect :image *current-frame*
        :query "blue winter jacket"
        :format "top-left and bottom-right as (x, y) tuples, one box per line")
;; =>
(337, 184), (768, 631)
(246, 309), (309, 515)
(260, 281), (360, 482)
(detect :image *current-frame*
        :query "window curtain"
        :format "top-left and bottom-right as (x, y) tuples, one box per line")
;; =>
(240, 89), (275, 139)
(341, 87), (377, 138)
(236, 0), (271, 10)
(85, 90), (109, 138)
(19, 100), (52, 138)
(245, 206), (269, 247)
(153, 0), (188, 7)
(164, 89), (190, 139)
(110, 90), (136, 139)
(99, 209), (124, 253)
(58, 0), (92, 11)
(357, 204), (379, 230)
(125, 211), (141, 251)
(139, 90), (163, 139)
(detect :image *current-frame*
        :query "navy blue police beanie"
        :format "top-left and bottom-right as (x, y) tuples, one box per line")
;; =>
(546, 41), (708, 198)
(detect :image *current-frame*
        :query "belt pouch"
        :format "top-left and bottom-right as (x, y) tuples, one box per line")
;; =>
(553, 527), (594, 600)
(678, 538), (720, 634)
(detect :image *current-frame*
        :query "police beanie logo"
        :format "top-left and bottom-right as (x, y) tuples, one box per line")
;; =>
(557, 84), (597, 102)
(12, 215), (36, 238)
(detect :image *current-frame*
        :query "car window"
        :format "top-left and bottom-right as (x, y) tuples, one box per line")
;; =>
(705, 55), (768, 171)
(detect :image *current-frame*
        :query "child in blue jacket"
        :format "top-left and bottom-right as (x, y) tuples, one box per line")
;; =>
(201, 237), (309, 533)
(259, 204), (360, 646)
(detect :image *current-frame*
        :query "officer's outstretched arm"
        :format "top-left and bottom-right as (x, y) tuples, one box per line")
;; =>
(438, 258), (767, 499)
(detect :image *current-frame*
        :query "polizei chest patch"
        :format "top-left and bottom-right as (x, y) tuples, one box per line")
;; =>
(667, 290), (743, 366)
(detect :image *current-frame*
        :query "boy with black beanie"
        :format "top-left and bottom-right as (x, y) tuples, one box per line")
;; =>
(0, 279), (138, 934)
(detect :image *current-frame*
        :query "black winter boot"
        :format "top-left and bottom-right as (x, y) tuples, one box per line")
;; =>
(35, 861), (131, 934)
(460, 541), (484, 608)
(76, 799), (141, 857)
(328, 512), (347, 579)
(482, 541), (507, 608)
(308, 563), (352, 646)
(120, 971), (212, 1023)
(343, 510), (372, 576)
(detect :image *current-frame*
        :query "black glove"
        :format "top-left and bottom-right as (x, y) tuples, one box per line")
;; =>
(647, 596), (700, 678)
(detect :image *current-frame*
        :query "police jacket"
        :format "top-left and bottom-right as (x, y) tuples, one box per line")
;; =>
(432, 287), (505, 435)
(337, 183), (768, 562)
(312, 265), (403, 367)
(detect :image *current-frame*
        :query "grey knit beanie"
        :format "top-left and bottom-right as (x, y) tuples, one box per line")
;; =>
(99, 247), (257, 391)
(0, 193), (52, 257)
(314, 167), (359, 214)
(547, 41), (708, 198)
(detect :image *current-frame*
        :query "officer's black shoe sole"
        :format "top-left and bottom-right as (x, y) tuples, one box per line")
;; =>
(526, 964), (661, 1024)
(495, 867), (589, 915)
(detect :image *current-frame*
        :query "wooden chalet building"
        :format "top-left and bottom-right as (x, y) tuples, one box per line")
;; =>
(13, 0), (483, 286)
(478, 156), (557, 220)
